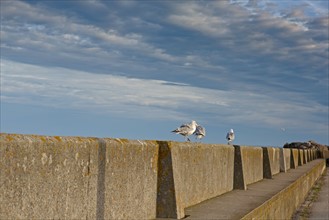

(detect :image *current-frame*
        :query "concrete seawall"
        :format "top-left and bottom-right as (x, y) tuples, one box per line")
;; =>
(233, 145), (263, 190)
(299, 149), (305, 166)
(101, 139), (159, 220)
(241, 160), (326, 219)
(183, 159), (326, 220)
(0, 134), (159, 219)
(291, 149), (299, 169)
(0, 133), (323, 219)
(156, 142), (234, 219)
(263, 147), (280, 179)
(241, 146), (263, 185)
(0, 134), (100, 219)
(280, 148), (291, 172)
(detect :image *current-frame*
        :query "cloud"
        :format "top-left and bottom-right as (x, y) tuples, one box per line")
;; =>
(0, 0), (182, 67)
(168, 3), (231, 37)
(167, 0), (328, 71)
(1, 60), (327, 135)
(1, 60), (224, 115)
(0, 1), (231, 77)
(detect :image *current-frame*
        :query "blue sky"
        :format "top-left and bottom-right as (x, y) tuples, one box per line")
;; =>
(1, 0), (328, 146)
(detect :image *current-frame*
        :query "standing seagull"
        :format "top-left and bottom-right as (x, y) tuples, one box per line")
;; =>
(172, 120), (198, 142)
(194, 125), (206, 141)
(226, 129), (235, 145)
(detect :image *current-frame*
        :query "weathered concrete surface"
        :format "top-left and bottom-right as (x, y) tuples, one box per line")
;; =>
(280, 148), (291, 172)
(311, 149), (316, 160)
(310, 150), (315, 160)
(0, 133), (99, 219)
(303, 149), (308, 164)
(0, 134), (159, 220)
(183, 159), (325, 220)
(311, 149), (317, 160)
(242, 159), (326, 220)
(306, 150), (310, 162)
(291, 149), (299, 169)
(299, 149), (305, 165)
(156, 142), (234, 219)
(240, 146), (263, 185)
(265, 147), (280, 177)
(309, 168), (329, 220)
(102, 138), (159, 220)
(307, 149), (311, 161)
(172, 143), (235, 219)
(322, 149), (329, 159)
(305, 149), (309, 162)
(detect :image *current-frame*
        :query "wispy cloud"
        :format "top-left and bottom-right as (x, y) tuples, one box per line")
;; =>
(1, 60), (327, 135)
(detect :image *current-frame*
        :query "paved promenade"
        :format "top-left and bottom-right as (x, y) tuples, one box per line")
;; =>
(309, 168), (329, 220)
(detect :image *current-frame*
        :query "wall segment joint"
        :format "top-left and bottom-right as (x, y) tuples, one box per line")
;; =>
(233, 145), (247, 190)
(156, 141), (178, 219)
(262, 147), (272, 179)
(96, 138), (106, 220)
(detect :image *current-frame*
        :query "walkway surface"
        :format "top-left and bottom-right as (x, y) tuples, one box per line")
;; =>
(309, 168), (329, 220)
(156, 159), (325, 220)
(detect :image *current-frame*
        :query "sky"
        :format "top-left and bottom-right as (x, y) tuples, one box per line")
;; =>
(1, 0), (328, 147)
